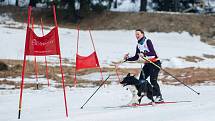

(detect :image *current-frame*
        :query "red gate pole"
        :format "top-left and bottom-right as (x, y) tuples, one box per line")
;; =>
(115, 65), (121, 83)
(89, 28), (104, 82)
(18, 6), (32, 119)
(31, 17), (39, 89)
(58, 53), (68, 117)
(34, 57), (39, 89)
(18, 55), (27, 119)
(40, 18), (50, 87)
(53, 5), (69, 117)
(74, 25), (80, 87)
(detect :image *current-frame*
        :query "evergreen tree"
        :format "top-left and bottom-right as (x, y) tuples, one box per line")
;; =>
(67, 0), (77, 22)
(140, 0), (147, 11)
(79, 0), (91, 17)
(29, 0), (37, 7)
(15, 0), (18, 6)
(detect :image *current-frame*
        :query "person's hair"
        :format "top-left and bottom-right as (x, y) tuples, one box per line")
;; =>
(135, 29), (144, 34)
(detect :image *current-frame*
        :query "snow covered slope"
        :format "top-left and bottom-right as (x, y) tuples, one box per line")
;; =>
(0, 84), (215, 121)
(0, 13), (215, 121)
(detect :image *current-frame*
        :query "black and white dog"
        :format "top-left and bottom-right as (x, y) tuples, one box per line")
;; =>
(120, 73), (155, 104)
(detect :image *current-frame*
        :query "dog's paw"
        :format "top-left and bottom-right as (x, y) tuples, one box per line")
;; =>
(123, 84), (128, 87)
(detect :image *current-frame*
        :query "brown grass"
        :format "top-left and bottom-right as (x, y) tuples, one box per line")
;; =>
(179, 56), (204, 62)
(160, 67), (215, 85)
(203, 54), (215, 59)
(0, 79), (45, 89)
(0, 59), (215, 89)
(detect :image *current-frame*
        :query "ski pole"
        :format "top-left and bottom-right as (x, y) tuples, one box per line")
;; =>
(114, 60), (127, 82)
(141, 56), (200, 95)
(80, 75), (111, 109)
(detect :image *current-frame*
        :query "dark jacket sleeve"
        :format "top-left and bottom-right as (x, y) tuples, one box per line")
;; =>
(127, 46), (140, 61)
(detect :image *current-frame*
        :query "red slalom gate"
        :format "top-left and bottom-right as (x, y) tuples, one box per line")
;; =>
(18, 5), (68, 119)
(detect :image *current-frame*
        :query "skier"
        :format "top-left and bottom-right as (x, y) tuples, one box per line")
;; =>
(123, 29), (163, 102)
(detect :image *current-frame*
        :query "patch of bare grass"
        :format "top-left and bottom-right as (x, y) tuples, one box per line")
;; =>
(0, 61), (8, 71)
(1, 59), (215, 88)
(160, 67), (215, 85)
(179, 56), (204, 62)
(203, 54), (215, 59)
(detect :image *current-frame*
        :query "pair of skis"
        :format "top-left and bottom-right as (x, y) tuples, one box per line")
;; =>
(129, 101), (191, 106)
(105, 100), (192, 109)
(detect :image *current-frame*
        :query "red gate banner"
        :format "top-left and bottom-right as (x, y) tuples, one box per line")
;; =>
(76, 52), (100, 70)
(18, 5), (68, 119)
(25, 27), (60, 56)
(74, 27), (104, 86)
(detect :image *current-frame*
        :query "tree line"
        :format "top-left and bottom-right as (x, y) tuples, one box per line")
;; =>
(13, 0), (207, 12)
(7, 0), (208, 22)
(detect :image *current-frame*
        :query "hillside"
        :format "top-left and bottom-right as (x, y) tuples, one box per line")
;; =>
(82, 11), (215, 45)
(0, 5), (215, 45)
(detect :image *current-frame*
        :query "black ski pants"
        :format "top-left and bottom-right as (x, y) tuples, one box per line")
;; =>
(139, 60), (162, 97)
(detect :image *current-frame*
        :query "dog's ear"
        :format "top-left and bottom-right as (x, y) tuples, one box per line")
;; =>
(127, 73), (131, 77)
